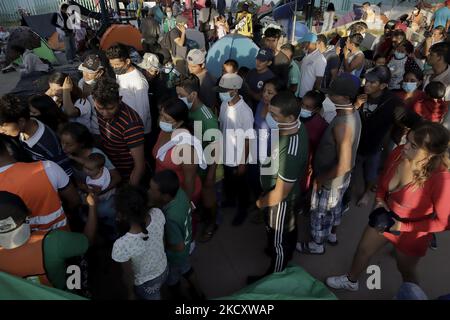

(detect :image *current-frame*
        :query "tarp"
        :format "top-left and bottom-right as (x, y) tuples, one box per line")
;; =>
(100, 24), (143, 51)
(219, 266), (337, 300)
(23, 13), (56, 40)
(206, 34), (259, 79)
(0, 272), (87, 300)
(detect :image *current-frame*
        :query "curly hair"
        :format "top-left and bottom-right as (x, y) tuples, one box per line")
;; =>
(105, 44), (130, 61)
(410, 121), (449, 187)
(91, 77), (120, 107)
(0, 94), (30, 124)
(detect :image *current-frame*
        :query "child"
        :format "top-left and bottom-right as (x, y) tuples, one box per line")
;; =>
(10, 45), (49, 74)
(412, 81), (448, 123)
(83, 153), (116, 238)
(215, 15), (229, 40)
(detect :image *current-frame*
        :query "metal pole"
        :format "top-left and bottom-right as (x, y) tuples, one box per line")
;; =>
(291, 0), (298, 43)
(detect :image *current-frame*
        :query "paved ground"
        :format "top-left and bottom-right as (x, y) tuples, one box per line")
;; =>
(1, 69), (449, 300)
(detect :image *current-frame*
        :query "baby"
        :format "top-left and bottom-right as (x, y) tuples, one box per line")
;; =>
(83, 153), (114, 202)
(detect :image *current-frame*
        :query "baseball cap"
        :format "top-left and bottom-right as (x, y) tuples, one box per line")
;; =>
(299, 32), (318, 43)
(256, 48), (274, 62)
(78, 54), (103, 73)
(364, 65), (391, 84)
(321, 73), (361, 99)
(137, 53), (161, 70)
(187, 49), (206, 65)
(0, 191), (30, 249)
(176, 15), (188, 25)
(214, 73), (243, 92)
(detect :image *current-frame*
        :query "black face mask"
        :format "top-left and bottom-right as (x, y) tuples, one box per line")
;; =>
(113, 65), (128, 75)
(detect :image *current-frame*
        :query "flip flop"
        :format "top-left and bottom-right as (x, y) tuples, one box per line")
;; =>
(296, 242), (326, 255)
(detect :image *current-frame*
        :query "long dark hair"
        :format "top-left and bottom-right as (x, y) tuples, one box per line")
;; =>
(327, 3), (335, 12)
(159, 97), (193, 134)
(48, 72), (83, 102)
(28, 94), (68, 132)
(115, 185), (151, 240)
(410, 121), (449, 187)
(60, 122), (94, 150)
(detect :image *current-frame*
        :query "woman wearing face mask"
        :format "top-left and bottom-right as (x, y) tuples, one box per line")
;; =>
(152, 97), (206, 204)
(397, 70), (425, 109)
(162, 7), (177, 34)
(45, 72), (93, 132)
(326, 122), (450, 292)
(299, 90), (329, 203)
(387, 40), (421, 90)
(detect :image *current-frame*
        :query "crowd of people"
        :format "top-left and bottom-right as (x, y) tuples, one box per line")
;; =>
(0, 0), (449, 300)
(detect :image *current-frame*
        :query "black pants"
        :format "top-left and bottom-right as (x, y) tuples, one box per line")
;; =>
(223, 165), (249, 212)
(265, 201), (297, 274)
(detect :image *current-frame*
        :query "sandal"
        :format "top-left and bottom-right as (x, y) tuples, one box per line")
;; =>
(198, 224), (218, 243)
(296, 241), (326, 255)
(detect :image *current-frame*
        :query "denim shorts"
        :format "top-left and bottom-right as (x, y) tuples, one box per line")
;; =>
(167, 260), (192, 286)
(134, 266), (169, 300)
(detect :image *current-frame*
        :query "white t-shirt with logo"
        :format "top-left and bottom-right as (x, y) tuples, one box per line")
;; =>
(112, 208), (167, 286)
(299, 49), (327, 98)
(219, 96), (256, 167)
(116, 68), (152, 134)
(85, 167), (114, 201)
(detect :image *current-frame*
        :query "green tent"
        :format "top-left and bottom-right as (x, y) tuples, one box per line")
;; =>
(0, 272), (87, 300)
(220, 265), (338, 300)
(14, 39), (57, 65)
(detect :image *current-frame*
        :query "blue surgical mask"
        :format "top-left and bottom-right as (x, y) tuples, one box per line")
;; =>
(179, 96), (193, 109)
(394, 51), (406, 60)
(402, 82), (417, 93)
(159, 121), (173, 132)
(265, 112), (279, 129)
(300, 109), (313, 118)
(219, 92), (232, 103)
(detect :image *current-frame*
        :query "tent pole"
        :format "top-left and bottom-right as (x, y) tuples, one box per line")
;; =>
(291, 0), (298, 43)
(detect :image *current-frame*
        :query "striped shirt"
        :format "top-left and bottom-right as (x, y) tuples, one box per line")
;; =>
(19, 119), (73, 176)
(97, 102), (145, 179)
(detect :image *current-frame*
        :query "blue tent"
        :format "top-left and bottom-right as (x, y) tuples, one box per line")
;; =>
(206, 34), (259, 79)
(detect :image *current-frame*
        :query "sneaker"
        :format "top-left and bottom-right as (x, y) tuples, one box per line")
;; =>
(327, 233), (338, 246)
(296, 241), (325, 254)
(326, 275), (359, 291)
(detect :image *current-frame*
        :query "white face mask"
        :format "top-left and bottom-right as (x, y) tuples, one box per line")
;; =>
(0, 217), (31, 249)
(167, 12), (172, 18)
(84, 78), (96, 85)
(219, 92), (233, 103)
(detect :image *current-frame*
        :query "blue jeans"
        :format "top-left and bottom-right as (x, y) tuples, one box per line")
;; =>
(134, 266), (169, 300)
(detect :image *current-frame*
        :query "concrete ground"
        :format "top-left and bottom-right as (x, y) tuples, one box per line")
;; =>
(1, 69), (449, 300)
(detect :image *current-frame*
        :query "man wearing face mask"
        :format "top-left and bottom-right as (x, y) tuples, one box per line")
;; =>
(176, 75), (220, 241)
(216, 73), (255, 226)
(297, 74), (361, 255)
(0, 191), (96, 290)
(247, 91), (308, 282)
(78, 54), (106, 137)
(106, 44), (151, 139)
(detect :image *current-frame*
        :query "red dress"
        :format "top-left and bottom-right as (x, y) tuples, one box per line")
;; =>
(152, 132), (202, 204)
(376, 146), (450, 256)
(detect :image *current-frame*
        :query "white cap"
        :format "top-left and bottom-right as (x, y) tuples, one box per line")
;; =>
(215, 73), (243, 91)
(187, 49), (206, 65)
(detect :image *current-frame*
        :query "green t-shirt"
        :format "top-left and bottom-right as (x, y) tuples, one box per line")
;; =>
(164, 188), (192, 265)
(288, 61), (302, 98)
(260, 125), (309, 202)
(189, 104), (219, 177)
(43, 230), (89, 290)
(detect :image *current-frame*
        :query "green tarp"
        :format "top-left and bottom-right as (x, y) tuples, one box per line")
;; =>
(14, 39), (57, 65)
(0, 272), (87, 300)
(220, 266), (338, 300)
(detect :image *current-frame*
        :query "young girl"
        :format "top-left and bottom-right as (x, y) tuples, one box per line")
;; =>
(112, 185), (168, 300)
(215, 15), (229, 40)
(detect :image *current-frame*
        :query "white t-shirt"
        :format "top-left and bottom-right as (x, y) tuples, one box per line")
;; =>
(116, 68), (152, 134)
(219, 96), (256, 167)
(78, 79), (100, 135)
(0, 160), (69, 191)
(299, 49), (327, 98)
(67, 98), (92, 131)
(85, 167), (114, 201)
(21, 49), (49, 73)
(112, 208), (167, 286)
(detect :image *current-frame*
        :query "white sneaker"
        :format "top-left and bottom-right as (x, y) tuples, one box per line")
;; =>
(327, 233), (337, 244)
(326, 275), (359, 291)
(296, 241), (325, 254)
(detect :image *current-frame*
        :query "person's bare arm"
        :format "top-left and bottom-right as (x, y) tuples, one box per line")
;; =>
(314, 77), (324, 90)
(129, 145), (145, 186)
(344, 53), (364, 73)
(62, 77), (81, 118)
(84, 193), (98, 245)
(256, 178), (295, 208)
(182, 162), (197, 200)
(330, 68), (338, 82)
(174, 26), (186, 47)
(120, 261), (137, 300)
(59, 181), (81, 213)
